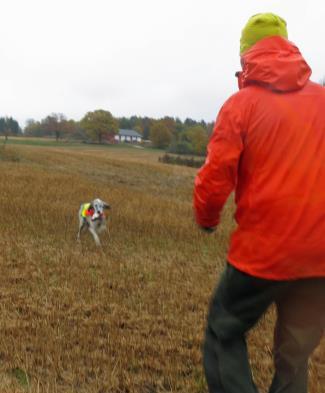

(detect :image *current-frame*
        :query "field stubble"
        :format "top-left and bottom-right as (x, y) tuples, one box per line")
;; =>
(0, 144), (323, 392)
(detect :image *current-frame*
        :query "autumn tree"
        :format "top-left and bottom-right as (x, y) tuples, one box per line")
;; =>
(25, 118), (83, 140)
(81, 110), (118, 143)
(42, 113), (67, 141)
(160, 116), (177, 136)
(149, 121), (173, 149)
(62, 119), (80, 139)
(185, 125), (209, 155)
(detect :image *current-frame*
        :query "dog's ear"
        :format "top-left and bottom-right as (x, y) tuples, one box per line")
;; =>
(103, 202), (111, 210)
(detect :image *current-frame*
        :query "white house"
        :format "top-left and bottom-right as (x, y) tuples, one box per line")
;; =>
(115, 129), (143, 143)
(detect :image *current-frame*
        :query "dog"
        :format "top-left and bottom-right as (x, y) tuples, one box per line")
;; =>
(77, 198), (111, 246)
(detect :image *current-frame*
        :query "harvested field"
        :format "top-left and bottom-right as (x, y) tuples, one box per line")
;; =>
(0, 140), (324, 392)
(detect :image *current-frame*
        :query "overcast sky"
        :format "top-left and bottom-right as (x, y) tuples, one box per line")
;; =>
(1, 0), (324, 127)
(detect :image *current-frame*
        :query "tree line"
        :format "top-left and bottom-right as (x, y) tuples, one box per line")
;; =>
(123, 115), (214, 155)
(2, 78), (325, 154)
(23, 111), (117, 144)
(0, 117), (22, 140)
(0, 110), (214, 156)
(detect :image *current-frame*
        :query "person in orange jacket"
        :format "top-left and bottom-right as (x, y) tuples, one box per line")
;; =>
(194, 13), (325, 393)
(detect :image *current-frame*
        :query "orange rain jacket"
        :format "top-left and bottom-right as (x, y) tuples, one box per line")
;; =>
(194, 36), (325, 280)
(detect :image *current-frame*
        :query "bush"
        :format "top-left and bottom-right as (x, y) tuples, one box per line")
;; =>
(158, 153), (205, 168)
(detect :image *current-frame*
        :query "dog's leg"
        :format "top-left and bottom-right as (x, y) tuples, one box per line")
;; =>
(77, 219), (86, 242)
(89, 227), (101, 246)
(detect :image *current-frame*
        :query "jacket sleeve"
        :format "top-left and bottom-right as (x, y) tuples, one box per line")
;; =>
(194, 96), (245, 228)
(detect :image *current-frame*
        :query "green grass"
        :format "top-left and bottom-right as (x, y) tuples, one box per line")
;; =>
(1, 137), (128, 149)
(1, 136), (77, 147)
(11, 369), (30, 390)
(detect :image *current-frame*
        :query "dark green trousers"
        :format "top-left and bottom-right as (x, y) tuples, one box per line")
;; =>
(204, 263), (325, 393)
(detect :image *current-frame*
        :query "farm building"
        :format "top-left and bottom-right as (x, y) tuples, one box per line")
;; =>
(115, 129), (143, 143)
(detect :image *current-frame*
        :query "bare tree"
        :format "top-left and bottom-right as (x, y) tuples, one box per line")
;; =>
(42, 113), (66, 141)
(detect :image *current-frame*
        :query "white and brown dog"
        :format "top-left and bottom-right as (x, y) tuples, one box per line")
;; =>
(77, 198), (111, 246)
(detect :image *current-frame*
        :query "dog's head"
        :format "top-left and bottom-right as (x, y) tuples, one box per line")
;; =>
(90, 198), (111, 221)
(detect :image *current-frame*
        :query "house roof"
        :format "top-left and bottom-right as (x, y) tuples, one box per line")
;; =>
(118, 129), (142, 138)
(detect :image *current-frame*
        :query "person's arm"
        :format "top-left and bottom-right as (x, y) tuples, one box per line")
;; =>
(194, 97), (245, 230)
